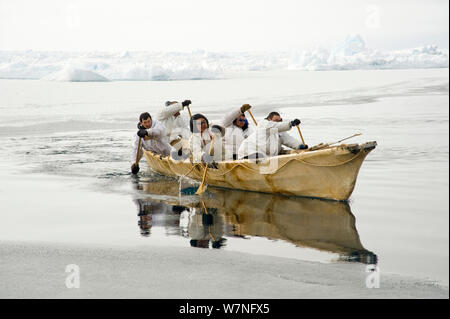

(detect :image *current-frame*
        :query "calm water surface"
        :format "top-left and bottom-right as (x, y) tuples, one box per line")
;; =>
(0, 69), (448, 285)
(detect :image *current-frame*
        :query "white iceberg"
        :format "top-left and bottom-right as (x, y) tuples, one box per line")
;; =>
(42, 67), (110, 82)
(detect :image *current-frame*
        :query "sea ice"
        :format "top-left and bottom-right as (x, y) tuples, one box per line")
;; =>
(0, 35), (447, 81)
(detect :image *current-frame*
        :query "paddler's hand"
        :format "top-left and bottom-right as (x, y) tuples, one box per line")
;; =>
(240, 104), (251, 113)
(298, 144), (308, 150)
(137, 128), (148, 138)
(290, 119), (301, 127)
(182, 100), (192, 108)
(131, 163), (140, 174)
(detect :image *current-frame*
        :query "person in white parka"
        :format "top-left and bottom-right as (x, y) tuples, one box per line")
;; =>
(188, 114), (226, 164)
(155, 100), (192, 153)
(188, 113), (214, 163)
(237, 111), (308, 160)
(131, 112), (172, 174)
(220, 103), (254, 160)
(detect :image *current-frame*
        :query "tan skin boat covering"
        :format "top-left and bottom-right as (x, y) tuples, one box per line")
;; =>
(143, 142), (376, 201)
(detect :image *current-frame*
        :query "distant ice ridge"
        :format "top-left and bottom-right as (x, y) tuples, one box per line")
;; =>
(0, 35), (448, 81)
(288, 35), (449, 71)
(42, 67), (110, 82)
(0, 51), (222, 81)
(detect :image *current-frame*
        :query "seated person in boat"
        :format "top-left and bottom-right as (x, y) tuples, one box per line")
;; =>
(155, 100), (192, 155)
(132, 112), (172, 169)
(211, 124), (226, 161)
(237, 111), (308, 159)
(220, 103), (254, 160)
(188, 114), (225, 163)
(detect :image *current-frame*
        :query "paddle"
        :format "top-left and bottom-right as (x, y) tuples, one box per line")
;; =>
(296, 125), (306, 145)
(131, 137), (142, 174)
(310, 133), (362, 151)
(247, 109), (258, 126)
(331, 132), (362, 145)
(186, 105), (192, 118)
(195, 136), (215, 195)
(201, 201), (217, 241)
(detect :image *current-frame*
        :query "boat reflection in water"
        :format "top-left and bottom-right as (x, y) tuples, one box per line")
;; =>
(133, 179), (377, 265)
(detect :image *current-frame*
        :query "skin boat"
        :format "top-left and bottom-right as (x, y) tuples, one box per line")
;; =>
(142, 141), (377, 201)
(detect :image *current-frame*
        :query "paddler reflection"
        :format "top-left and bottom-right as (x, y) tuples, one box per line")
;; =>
(188, 202), (227, 249)
(134, 197), (227, 248)
(135, 199), (188, 237)
(137, 179), (377, 264)
(136, 199), (153, 237)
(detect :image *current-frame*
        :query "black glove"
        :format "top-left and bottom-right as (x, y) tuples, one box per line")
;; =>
(290, 119), (301, 126)
(137, 128), (148, 138)
(299, 144), (308, 150)
(182, 100), (192, 107)
(137, 123), (145, 129)
(202, 153), (214, 164)
(131, 163), (140, 174)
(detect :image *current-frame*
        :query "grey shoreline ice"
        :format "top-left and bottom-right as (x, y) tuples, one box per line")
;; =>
(0, 241), (447, 299)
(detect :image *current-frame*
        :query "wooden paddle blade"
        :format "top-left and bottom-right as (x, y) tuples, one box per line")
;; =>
(195, 183), (207, 195)
(195, 163), (209, 195)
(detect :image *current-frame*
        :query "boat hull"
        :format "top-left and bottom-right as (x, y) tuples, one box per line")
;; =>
(143, 141), (376, 201)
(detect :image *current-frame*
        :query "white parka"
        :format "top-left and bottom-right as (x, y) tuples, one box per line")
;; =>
(237, 119), (300, 159)
(132, 120), (171, 162)
(220, 106), (253, 160)
(155, 102), (190, 143)
(189, 129), (225, 163)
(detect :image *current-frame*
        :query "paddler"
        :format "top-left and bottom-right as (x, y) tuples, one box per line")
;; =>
(188, 114), (226, 164)
(155, 100), (192, 155)
(131, 112), (172, 174)
(220, 103), (254, 160)
(237, 111), (308, 160)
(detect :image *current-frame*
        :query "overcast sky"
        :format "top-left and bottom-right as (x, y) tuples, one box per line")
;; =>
(0, 0), (448, 51)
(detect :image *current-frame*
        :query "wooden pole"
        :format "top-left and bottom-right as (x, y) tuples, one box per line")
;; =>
(247, 110), (258, 126)
(135, 137), (142, 166)
(195, 136), (215, 195)
(186, 105), (192, 118)
(296, 125), (306, 145)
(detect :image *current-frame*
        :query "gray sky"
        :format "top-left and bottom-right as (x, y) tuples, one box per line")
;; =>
(0, 0), (448, 51)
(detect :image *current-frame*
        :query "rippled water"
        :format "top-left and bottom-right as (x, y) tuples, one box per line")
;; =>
(0, 69), (448, 285)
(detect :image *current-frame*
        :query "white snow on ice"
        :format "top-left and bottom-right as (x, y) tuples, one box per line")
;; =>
(288, 35), (449, 71)
(0, 35), (448, 81)
(42, 67), (110, 82)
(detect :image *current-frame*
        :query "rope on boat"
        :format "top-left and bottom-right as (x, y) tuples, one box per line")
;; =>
(152, 147), (365, 180)
(204, 148), (366, 177)
(178, 162), (202, 178)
